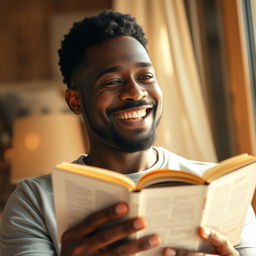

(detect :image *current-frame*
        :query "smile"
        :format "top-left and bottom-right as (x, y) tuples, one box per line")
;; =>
(116, 109), (146, 120)
(113, 106), (152, 121)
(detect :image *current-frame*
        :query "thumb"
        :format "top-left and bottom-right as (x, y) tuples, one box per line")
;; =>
(198, 227), (239, 255)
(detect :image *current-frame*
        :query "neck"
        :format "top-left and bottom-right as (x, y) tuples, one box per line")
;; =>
(85, 145), (157, 174)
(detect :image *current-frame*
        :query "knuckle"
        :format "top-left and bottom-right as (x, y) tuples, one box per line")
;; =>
(222, 239), (229, 247)
(123, 222), (135, 233)
(139, 239), (151, 250)
(84, 215), (100, 231)
(64, 245), (87, 256)
(86, 214), (98, 224)
(73, 244), (93, 256)
(209, 230), (218, 240)
(105, 208), (115, 219)
(211, 230), (229, 246)
(87, 206), (115, 224)
(98, 231), (111, 243)
(112, 246), (129, 256)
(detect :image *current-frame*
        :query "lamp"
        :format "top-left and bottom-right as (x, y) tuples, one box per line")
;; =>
(10, 113), (86, 183)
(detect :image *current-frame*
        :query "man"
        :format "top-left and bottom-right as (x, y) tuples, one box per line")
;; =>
(1, 10), (256, 256)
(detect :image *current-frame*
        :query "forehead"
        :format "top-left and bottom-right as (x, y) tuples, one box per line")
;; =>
(85, 36), (151, 69)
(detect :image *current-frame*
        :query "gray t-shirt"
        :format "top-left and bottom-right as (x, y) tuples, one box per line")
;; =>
(1, 147), (256, 255)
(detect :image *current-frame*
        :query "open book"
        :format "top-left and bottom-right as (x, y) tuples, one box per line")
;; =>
(52, 154), (256, 255)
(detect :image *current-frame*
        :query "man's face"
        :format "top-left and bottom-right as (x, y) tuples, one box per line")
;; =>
(72, 36), (163, 152)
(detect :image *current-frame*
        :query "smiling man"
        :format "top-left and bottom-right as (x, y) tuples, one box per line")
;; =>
(65, 35), (162, 173)
(1, 10), (256, 256)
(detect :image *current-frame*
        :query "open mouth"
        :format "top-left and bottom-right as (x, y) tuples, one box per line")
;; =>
(114, 107), (152, 121)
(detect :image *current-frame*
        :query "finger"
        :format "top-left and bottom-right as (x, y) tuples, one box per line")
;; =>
(100, 234), (161, 256)
(198, 227), (238, 255)
(62, 202), (128, 242)
(198, 226), (230, 248)
(88, 216), (147, 250)
(163, 248), (218, 256)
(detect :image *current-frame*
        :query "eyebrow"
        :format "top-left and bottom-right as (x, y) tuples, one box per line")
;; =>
(96, 62), (153, 79)
(136, 62), (153, 68)
(96, 66), (121, 79)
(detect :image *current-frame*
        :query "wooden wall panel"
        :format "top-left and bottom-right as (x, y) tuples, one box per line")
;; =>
(0, 1), (52, 81)
(53, 0), (112, 12)
(0, 0), (111, 83)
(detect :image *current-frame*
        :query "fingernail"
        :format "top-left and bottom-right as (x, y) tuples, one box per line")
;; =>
(202, 227), (211, 237)
(148, 235), (161, 247)
(133, 218), (146, 229)
(165, 248), (176, 256)
(115, 203), (127, 215)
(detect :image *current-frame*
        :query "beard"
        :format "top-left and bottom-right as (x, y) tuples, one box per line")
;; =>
(90, 113), (161, 153)
(111, 124), (157, 153)
(86, 99), (162, 153)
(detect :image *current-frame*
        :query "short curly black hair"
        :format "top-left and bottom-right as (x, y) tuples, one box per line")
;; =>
(58, 10), (148, 88)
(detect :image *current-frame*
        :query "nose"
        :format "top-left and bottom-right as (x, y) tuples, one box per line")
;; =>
(119, 79), (148, 101)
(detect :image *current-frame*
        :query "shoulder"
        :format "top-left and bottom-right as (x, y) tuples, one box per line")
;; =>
(15, 174), (53, 202)
(154, 147), (216, 176)
(2, 174), (53, 219)
(1, 174), (54, 227)
(0, 174), (59, 254)
(21, 174), (52, 190)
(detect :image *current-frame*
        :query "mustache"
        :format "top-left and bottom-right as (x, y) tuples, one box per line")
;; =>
(107, 100), (155, 116)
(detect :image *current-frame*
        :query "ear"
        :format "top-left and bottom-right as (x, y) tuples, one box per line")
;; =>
(65, 89), (82, 114)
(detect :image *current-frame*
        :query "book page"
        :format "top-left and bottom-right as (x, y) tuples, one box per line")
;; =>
(203, 154), (256, 181)
(134, 185), (207, 256)
(53, 169), (130, 242)
(56, 162), (136, 190)
(201, 162), (256, 247)
(136, 169), (205, 189)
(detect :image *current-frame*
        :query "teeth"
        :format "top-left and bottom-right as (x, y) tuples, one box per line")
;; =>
(116, 109), (147, 120)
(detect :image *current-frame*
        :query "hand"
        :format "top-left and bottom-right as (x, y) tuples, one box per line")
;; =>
(60, 202), (161, 256)
(162, 227), (239, 256)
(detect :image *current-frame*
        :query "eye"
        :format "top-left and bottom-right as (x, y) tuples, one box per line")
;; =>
(101, 79), (122, 88)
(138, 73), (155, 82)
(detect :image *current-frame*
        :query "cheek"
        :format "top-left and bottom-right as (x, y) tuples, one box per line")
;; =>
(151, 85), (163, 116)
(90, 92), (114, 121)
(150, 85), (163, 104)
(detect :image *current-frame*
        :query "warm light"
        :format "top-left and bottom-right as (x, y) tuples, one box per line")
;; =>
(11, 113), (87, 183)
(25, 133), (41, 150)
(160, 25), (173, 76)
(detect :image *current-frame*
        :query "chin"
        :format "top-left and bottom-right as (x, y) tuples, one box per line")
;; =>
(113, 132), (156, 153)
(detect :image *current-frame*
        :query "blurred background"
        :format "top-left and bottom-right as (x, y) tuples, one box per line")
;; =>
(0, 0), (256, 211)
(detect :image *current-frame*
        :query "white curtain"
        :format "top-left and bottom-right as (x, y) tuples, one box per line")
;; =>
(113, 0), (217, 162)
